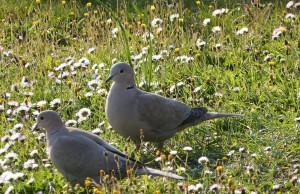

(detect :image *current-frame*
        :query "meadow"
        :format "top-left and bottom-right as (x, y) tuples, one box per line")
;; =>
(0, 0), (299, 193)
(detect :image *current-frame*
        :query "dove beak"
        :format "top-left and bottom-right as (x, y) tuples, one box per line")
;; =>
(31, 123), (39, 131)
(106, 74), (115, 83)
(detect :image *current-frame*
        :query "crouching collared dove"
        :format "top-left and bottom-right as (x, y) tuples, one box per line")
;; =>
(32, 110), (184, 186)
(105, 62), (243, 149)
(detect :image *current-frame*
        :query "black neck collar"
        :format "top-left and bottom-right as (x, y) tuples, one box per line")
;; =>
(126, 85), (135, 90)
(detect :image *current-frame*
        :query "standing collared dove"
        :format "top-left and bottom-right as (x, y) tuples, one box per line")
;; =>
(105, 62), (243, 149)
(32, 110), (184, 186)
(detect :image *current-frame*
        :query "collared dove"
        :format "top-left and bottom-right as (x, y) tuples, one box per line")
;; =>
(105, 62), (243, 149)
(32, 110), (184, 186)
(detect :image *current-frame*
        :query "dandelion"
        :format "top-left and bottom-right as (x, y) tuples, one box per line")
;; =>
(155, 27), (162, 36)
(286, 1), (294, 9)
(140, 23), (147, 29)
(0, 143), (13, 155)
(285, 13), (295, 20)
(65, 119), (78, 127)
(236, 27), (249, 35)
(37, 132), (46, 140)
(151, 18), (163, 27)
(50, 98), (61, 108)
(76, 108), (91, 122)
(13, 123), (24, 130)
(170, 150), (178, 155)
(48, 71), (55, 78)
(227, 150), (235, 156)
(183, 146), (193, 151)
(0, 171), (15, 184)
(35, 100), (47, 108)
(111, 27), (119, 37)
(198, 156), (209, 164)
(152, 54), (163, 61)
(215, 92), (223, 97)
(92, 128), (103, 134)
(203, 18), (210, 26)
(3, 50), (13, 58)
(20, 76), (34, 88)
(233, 87), (240, 92)
(1, 135), (9, 142)
(175, 55), (194, 64)
(169, 14), (179, 22)
(83, 13), (90, 18)
(79, 57), (90, 66)
(264, 55), (271, 61)
(209, 184), (221, 191)
(272, 27), (286, 40)
(150, 5), (155, 11)
(57, 71), (70, 79)
(106, 18), (112, 24)
(195, 183), (203, 191)
(196, 39), (206, 48)
(176, 167), (186, 172)
(212, 8), (229, 16)
(24, 159), (38, 169)
(29, 150), (39, 157)
(8, 101), (19, 107)
(85, 92), (93, 97)
(294, 2), (300, 8)
(205, 170), (213, 175)
(27, 177), (35, 184)
(188, 185), (196, 192)
(97, 89), (108, 97)
(272, 184), (280, 190)
(212, 26), (221, 33)
(235, 188), (247, 194)
(5, 152), (18, 161)
(87, 79), (102, 91)
(264, 146), (272, 151)
(215, 43), (222, 49)
(216, 166), (223, 174)
(88, 47), (96, 53)
(142, 32), (154, 41)
(10, 132), (25, 141)
(86, 2), (92, 9)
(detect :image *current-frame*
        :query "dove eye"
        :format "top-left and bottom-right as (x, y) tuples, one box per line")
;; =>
(120, 69), (124, 73)
(40, 116), (44, 120)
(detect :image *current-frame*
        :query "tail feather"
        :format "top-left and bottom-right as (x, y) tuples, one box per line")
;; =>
(179, 108), (243, 129)
(138, 167), (184, 180)
(205, 112), (243, 121)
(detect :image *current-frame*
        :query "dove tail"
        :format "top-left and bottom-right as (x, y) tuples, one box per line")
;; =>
(139, 167), (184, 180)
(179, 108), (243, 129)
(203, 112), (243, 121)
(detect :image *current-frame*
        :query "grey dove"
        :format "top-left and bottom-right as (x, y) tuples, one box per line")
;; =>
(105, 62), (243, 149)
(32, 110), (184, 186)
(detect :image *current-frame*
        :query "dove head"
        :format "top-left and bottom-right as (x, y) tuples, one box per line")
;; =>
(33, 110), (65, 134)
(106, 62), (135, 85)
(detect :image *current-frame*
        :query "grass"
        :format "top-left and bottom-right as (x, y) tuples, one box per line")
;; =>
(0, 0), (299, 193)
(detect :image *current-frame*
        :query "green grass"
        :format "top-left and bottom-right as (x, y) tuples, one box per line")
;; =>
(0, 0), (299, 193)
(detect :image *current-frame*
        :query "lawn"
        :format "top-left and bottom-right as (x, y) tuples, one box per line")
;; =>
(0, 0), (299, 193)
